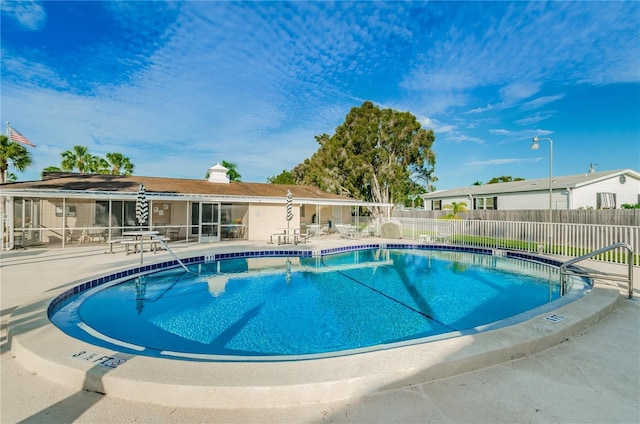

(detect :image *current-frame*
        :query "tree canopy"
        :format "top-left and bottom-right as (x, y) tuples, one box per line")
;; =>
(292, 101), (436, 217)
(486, 175), (524, 184)
(105, 152), (135, 175)
(56, 145), (134, 175)
(268, 169), (296, 185)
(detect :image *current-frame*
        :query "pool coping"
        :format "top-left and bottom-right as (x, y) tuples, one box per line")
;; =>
(8, 245), (622, 408)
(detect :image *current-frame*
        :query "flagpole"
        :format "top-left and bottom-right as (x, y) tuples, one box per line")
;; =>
(2, 123), (9, 249)
(3, 122), (9, 183)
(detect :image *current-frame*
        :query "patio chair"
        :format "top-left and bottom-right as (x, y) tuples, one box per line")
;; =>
(296, 230), (313, 244)
(433, 221), (452, 243)
(335, 224), (358, 239)
(166, 228), (180, 241)
(359, 223), (376, 237)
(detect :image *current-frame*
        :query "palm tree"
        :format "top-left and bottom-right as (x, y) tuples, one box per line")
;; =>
(443, 201), (468, 218)
(0, 135), (33, 184)
(90, 156), (110, 174)
(105, 152), (135, 175)
(222, 160), (241, 182)
(61, 145), (93, 173)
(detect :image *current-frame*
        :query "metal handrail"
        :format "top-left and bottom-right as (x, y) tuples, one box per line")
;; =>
(149, 234), (196, 274)
(559, 242), (634, 298)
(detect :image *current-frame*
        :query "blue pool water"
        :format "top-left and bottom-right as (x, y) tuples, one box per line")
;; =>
(50, 248), (580, 360)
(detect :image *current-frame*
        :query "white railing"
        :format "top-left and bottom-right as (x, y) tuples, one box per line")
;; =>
(559, 242), (634, 298)
(395, 217), (639, 266)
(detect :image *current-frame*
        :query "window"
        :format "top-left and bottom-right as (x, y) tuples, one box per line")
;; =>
(221, 203), (248, 225)
(485, 197), (495, 210)
(432, 200), (442, 210)
(597, 192), (616, 209)
(474, 196), (498, 210)
(55, 205), (76, 217)
(95, 202), (108, 225)
(95, 201), (136, 228)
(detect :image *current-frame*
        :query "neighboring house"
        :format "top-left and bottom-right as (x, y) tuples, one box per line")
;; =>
(1, 164), (389, 249)
(421, 169), (640, 211)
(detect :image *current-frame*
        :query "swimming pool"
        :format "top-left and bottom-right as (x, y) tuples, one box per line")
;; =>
(49, 245), (590, 361)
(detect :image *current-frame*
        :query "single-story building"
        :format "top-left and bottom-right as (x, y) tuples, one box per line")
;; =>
(0, 164), (391, 250)
(421, 169), (640, 211)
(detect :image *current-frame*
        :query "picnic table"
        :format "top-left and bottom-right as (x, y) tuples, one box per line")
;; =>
(269, 228), (302, 245)
(121, 231), (168, 254)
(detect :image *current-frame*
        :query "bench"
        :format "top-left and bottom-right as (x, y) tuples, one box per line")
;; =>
(268, 232), (303, 245)
(105, 238), (134, 254)
(268, 232), (285, 245)
(122, 237), (170, 255)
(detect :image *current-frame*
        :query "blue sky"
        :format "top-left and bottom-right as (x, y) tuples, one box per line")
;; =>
(1, 1), (639, 190)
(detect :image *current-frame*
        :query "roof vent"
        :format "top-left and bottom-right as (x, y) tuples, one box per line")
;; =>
(207, 163), (230, 183)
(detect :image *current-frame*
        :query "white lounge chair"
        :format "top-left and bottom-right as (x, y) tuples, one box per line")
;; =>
(335, 224), (358, 239)
(434, 221), (451, 243)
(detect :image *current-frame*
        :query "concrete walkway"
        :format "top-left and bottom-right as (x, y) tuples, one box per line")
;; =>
(1, 240), (639, 423)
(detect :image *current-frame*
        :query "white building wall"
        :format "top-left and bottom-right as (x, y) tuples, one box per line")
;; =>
(247, 203), (299, 241)
(497, 191), (568, 210)
(572, 175), (640, 208)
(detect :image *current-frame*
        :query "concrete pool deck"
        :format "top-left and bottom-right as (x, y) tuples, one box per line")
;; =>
(1, 238), (639, 423)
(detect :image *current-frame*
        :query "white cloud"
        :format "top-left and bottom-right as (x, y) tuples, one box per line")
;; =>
(2, 1), (638, 187)
(514, 112), (554, 126)
(489, 129), (514, 136)
(1, 0), (46, 31)
(499, 81), (541, 103)
(523, 94), (566, 110)
(533, 129), (554, 137)
(447, 134), (485, 145)
(465, 104), (494, 114)
(420, 117), (455, 133)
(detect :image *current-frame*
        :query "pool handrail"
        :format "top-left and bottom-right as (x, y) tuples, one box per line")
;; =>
(559, 242), (633, 298)
(149, 233), (196, 274)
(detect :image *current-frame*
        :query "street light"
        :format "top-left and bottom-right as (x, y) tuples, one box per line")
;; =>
(530, 136), (553, 223)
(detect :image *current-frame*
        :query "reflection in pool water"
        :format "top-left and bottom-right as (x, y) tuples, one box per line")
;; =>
(50, 248), (583, 360)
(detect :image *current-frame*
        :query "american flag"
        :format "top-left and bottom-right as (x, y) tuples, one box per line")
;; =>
(9, 127), (36, 147)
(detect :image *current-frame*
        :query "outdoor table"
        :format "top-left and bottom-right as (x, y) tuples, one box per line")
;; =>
(122, 231), (161, 255)
(269, 228), (301, 245)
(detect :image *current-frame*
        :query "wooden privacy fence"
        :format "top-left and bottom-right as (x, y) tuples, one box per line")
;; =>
(394, 217), (639, 266)
(394, 209), (640, 226)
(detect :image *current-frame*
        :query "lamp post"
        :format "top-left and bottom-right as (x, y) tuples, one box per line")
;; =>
(530, 136), (553, 223)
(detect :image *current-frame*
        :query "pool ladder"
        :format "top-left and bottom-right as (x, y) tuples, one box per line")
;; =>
(148, 234), (196, 274)
(559, 242), (634, 299)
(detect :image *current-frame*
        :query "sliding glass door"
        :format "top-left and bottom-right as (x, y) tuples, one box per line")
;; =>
(192, 202), (220, 242)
